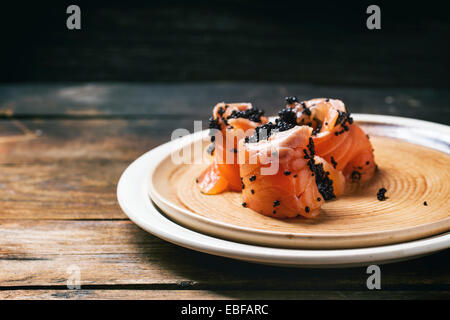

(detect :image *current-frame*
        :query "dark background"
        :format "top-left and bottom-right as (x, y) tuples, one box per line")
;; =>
(2, 0), (450, 88)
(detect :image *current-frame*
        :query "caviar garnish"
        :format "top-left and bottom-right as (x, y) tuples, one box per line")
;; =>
(303, 149), (309, 159)
(285, 96), (298, 104)
(423, 201), (428, 206)
(366, 161), (370, 165)
(303, 138), (336, 200)
(301, 102), (312, 116)
(307, 137), (315, 155)
(273, 200), (280, 207)
(335, 110), (353, 128)
(293, 174), (298, 178)
(305, 206), (310, 213)
(317, 197), (321, 201)
(206, 144), (215, 155)
(226, 107), (265, 123)
(277, 107), (297, 126)
(217, 106), (225, 117)
(249, 175), (256, 182)
(284, 171), (291, 176)
(246, 108), (297, 143)
(251, 189), (255, 194)
(273, 210), (277, 214)
(208, 117), (221, 131)
(246, 122), (278, 143)
(330, 156), (337, 169)
(242, 202), (247, 208)
(377, 188), (387, 201)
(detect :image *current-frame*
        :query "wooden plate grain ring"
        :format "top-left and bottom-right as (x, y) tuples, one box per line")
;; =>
(149, 114), (450, 249)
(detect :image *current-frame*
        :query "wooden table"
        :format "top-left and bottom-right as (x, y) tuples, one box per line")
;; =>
(0, 83), (449, 300)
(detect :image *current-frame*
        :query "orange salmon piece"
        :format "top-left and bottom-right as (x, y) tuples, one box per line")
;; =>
(286, 98), (376, 183)
(239, 126), (335, 219)
(197, 102), (267, 194)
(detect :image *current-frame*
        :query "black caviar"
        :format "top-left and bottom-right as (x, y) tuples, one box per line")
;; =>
(285, 96), (298, 104)
(303, 137), (336, 200)
(246, 108), (297, 143)
(208, 117), (221, 131)
(377, 188), (388, 201)
(335, 110), (353, 130)
(330, 156), (338, 169)
(301, 102), (311, 116)
(227, 107), (265, 123)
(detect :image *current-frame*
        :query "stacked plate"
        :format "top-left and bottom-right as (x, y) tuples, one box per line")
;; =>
(117, 114), (450, 267)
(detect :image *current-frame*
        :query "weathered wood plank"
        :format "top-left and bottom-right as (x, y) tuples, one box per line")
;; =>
(0, 220), (448, 289)
(0, 84), (449, 124)
(0, 119), (196, 219)
(1, 289), (448, 300)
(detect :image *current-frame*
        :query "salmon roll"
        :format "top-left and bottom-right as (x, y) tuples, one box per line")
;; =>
(239, 125), (344, 219)
(197, 102), (268, 194)
(283, 97), (376, 183)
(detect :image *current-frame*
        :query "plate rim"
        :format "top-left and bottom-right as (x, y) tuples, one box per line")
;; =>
(117, 114), (450, 267)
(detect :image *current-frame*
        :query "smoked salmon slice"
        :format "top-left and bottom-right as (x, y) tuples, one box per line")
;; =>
(196, 97), (375, 219)
(238, 126), (344, 218)
(283, 97), (377, 183)
(197, 102), (268, 194)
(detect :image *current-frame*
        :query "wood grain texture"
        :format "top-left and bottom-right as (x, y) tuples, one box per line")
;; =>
(0, 119), (194, 219)
(1, 83), (449, 124)
(0, 220), (449, 291)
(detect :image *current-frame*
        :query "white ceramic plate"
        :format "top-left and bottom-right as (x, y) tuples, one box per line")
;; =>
(117, 114), (450, 267)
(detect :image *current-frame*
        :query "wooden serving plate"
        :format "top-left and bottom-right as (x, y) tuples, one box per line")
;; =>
(149, 115), (450, 249)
